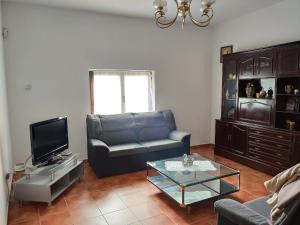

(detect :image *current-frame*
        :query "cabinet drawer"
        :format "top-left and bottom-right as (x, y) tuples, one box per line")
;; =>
(248, 144), (290, 161)
(249, 128), (292, 142)
(248, 137), (291, 150)
(249, 133), (292, 146)
(247, 152), (290, 169)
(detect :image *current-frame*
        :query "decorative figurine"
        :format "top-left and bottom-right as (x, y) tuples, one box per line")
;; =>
(267, 88), (273, 99)
(259, 89), (267, 98)
(182, 154), (189, 167)
(186, 155), (194, 167)
(225, 90), (230, 99)
(286, 120), (296, 131)
(182, 154), (194, 167)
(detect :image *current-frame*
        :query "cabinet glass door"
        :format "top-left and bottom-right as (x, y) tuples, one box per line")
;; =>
(222, 60), (237, 120)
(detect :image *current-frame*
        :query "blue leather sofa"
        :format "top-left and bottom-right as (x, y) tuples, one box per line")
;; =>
(86, 110), (191, 177)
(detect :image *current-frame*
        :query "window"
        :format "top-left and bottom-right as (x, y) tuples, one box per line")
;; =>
(89, 70), (155, 115)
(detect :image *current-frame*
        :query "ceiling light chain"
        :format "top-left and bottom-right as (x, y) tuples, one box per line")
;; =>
(153, 0), (215, 29)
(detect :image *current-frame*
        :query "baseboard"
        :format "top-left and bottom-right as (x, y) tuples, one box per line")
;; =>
(191, 144), (215, 149)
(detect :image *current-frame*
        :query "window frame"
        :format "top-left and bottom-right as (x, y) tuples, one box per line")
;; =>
(89, 69), (155, 114)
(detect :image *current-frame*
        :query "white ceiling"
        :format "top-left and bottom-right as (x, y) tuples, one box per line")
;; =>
(4, 0), (284, 25)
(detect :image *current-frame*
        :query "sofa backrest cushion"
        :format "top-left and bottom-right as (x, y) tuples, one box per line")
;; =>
(86, 110), (177, 145)
(162, 110), (177, 131)
(98, 113), (138, 146)
(86, 114), (102, 139)
(133, 111), (171, 142)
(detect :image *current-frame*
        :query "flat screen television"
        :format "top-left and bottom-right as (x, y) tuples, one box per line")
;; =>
(30, 116), (69, 165)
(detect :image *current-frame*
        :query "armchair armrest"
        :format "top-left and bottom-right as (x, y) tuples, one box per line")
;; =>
(214, 199), (271, 225)
(169, 130), (191, 142)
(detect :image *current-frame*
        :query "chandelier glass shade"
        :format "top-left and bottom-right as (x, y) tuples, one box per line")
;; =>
(153, 0), (215, 29)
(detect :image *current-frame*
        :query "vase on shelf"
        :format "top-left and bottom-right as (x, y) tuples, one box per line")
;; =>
(285, 85), (294, 94)
(245, 82), (255, 98)
(267, 88), (273, 99)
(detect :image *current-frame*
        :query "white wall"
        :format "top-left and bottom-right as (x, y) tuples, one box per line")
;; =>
(0, 1), (13, 225)
(3, 2), (213, 164)
(210, 0), (300, 142)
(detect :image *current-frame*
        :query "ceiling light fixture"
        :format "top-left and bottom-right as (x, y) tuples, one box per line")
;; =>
(153, 0), (215, 29)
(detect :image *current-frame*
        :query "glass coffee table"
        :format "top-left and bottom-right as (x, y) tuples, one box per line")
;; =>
(147, 154), (240, 212)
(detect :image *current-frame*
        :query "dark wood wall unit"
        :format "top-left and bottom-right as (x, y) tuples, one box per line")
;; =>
(293, 135), (300, 165)
(215, 41), (300, 175)
(238, 49), (276, 78)
(277, 44), (300, 77)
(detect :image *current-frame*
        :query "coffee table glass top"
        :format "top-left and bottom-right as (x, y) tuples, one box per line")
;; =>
(147, 154), (239, 187)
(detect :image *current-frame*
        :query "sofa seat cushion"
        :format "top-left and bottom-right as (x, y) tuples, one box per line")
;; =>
(108, 143), (147, 157)
(244, 196), (272, 218)
(141, 139), (183, 152)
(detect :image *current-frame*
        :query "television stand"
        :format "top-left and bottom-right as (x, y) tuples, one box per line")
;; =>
(14, 154), (83, 206)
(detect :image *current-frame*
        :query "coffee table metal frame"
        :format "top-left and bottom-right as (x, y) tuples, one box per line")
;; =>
(146, 155), (240, 212)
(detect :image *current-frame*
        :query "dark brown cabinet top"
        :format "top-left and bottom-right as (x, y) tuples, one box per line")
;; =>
(217, 41), (300, 175)
(222, 40), (300, 132)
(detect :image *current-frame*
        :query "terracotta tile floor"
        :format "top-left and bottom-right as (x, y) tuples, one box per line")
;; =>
(8, 146), (272, 225)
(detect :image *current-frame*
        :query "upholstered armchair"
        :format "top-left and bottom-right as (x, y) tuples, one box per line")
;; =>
(214, 196), (300, 225)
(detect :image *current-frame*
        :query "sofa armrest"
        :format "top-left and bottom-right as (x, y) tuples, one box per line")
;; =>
(88, 139), (109, 153)
(169, 130), (191, 142)
(214, 199), (271, 225)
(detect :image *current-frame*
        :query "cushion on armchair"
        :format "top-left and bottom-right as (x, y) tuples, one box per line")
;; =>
(244, 196), (272, 218)
(214, 199), (271, 225)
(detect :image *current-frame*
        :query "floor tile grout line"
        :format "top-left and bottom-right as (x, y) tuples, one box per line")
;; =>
(126, 203), (147, 223)
(37, 207), (42, 225)
(96, 194), (129, 216)
(89, 196), (105, 216)
(161, 211), (177, 225)
(71, 200), (105, 223)
(63, 196), (77, 225)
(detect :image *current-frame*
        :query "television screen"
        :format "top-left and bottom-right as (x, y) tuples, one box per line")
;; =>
(30, 117), (68, 165)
